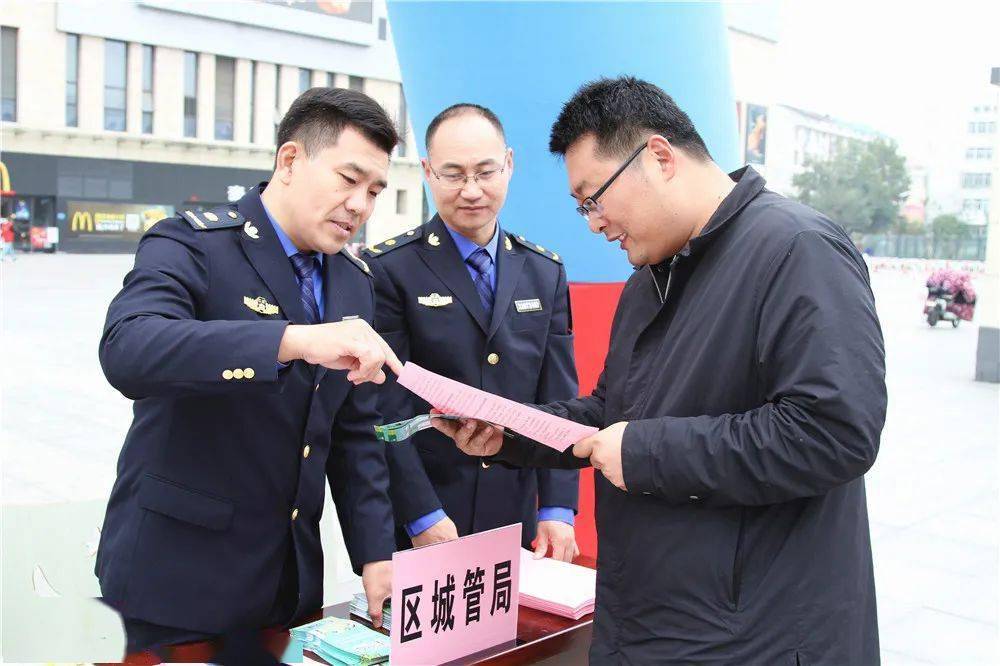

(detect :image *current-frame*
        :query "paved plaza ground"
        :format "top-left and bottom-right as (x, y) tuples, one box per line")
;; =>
(2, 252), (998, 663)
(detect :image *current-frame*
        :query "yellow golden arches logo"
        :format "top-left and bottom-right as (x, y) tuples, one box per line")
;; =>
(71, 211), (94, 232)
(0, 161), (10, 193)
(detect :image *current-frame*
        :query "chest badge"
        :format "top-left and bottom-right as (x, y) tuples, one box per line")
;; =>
(243, 295), (280, 316)
(418, 292), (453, 307)
(515, 298), (543, 313)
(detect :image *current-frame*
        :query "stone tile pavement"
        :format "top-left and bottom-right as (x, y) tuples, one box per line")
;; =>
(1, 253), (997, 663)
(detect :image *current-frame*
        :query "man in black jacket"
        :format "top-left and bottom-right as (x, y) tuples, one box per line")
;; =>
(435, 77), (886, 664)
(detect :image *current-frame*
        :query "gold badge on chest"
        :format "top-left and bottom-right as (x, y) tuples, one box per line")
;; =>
(243, 295), (280, 316)
(418, 292), (453, 307)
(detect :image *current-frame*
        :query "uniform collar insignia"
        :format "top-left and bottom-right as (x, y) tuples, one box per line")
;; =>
(243, 220), (259, 240)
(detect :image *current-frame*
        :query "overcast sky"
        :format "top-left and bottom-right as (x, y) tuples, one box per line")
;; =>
(771, 0), (1000, 168)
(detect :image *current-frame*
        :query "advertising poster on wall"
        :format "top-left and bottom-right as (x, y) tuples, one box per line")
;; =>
(64, 201), (173, 242)
(744, 104), (768, 165)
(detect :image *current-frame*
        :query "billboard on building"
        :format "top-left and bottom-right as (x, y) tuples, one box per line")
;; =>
(745, 104), (768, 165)
(65, 200), (173, 241)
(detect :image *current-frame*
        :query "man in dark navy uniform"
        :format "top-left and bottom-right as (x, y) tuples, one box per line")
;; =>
(365, 104), (580, 561)
(97, 88), (402, 658)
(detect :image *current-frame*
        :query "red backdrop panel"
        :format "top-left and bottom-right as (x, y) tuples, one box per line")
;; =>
(567, 282), (624, 558)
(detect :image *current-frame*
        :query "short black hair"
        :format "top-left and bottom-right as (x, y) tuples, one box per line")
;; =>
(276, 87), (399, 159)
(425, 103), (506, 152)
(549, 76), (711, 162)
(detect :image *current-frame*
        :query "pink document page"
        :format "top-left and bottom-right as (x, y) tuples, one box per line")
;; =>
(396, 362), (598, 451)
(390, 524), (521, 665)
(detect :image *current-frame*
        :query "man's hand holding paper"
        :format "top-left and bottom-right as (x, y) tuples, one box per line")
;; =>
(430, 412), (506, 457)
(398, 362), (597, 451)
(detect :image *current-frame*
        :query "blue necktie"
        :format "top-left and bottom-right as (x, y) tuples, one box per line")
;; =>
(466, 248), (495, 315)
(290, 252), (321, 325)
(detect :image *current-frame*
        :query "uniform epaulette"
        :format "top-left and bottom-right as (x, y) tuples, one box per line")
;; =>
(363, 227), (423, 257)
(179, 206), (244, 231)
(509, 233), (562, 263)
(340, 248), (373, 277)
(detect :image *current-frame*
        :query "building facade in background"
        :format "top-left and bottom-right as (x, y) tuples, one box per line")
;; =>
(0, 0), (422, 252)
(725, 5), (881, 198)
(959, 87), (999, 227)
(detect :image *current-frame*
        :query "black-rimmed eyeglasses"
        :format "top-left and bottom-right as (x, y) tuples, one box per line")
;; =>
(576, 143), (646, 220)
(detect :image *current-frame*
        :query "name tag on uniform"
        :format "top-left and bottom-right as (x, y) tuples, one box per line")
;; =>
(342, 315), (359, 321)
(515, 298), (543, 313)
(418, 293), (453, 307)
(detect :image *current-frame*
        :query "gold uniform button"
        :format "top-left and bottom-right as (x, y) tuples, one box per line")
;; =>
(487, 352), (500, 365)
(291, 508), (299, 521)
(233, 368), (245, 380)
(385, 239), (396, 246)
(303, 445), (311, 459)
(244, 367), (255, 379)
(222, 369), (234, 380)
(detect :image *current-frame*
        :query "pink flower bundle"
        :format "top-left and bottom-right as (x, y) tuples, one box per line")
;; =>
(926, 269), (977, 320)
(926, 269), (977, 302)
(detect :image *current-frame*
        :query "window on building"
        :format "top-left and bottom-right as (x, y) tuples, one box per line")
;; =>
(1, 26), (16, 122)
(348, 75), (364, 92)
(378, 17), (388, 40)
(327, 72), (336, 88)
(104, 40), (127, 131)
(249, 61), (257, 143)
(397, 85), (408, 158)
(963, 199), (989, 212)
(396, 190), (407, 215)
(184, 51), (198, 137)
(962, 173), (992, 189)
(215, 56), (235, 140)
(142, 45), (154, 134)
(66, 33), (79, 127)
(299, 68), (311, 93)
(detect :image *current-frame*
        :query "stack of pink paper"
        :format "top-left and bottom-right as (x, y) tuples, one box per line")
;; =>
(518, 549), (596, 620)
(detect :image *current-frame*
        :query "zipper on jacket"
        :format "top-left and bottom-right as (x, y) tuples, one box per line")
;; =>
(649, 255), (679, 304)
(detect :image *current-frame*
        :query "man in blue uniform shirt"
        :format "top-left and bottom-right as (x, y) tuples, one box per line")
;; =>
(365, 104), (580, 560)
(97, 88), (402, 658)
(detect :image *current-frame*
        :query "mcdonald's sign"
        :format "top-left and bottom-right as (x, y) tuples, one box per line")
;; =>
(0, 161), (13, 196)
(65, 200), (174, 239)
(71, 210), (94, 232)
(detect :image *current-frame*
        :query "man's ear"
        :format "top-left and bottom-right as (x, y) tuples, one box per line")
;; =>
(646, 135), (677, 181)
(420, 157), (433, 183)
(274, 141), (300, 184)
